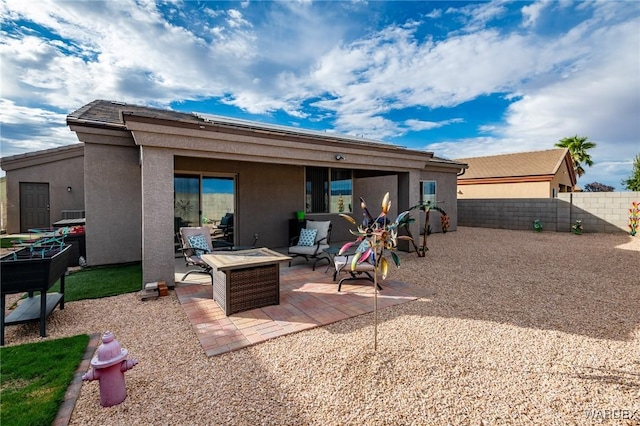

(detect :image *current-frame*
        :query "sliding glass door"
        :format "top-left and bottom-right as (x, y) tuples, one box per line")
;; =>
(174, 175), (200, 229)
(201, 176), (234, 229)
(174, 174), (236, 247)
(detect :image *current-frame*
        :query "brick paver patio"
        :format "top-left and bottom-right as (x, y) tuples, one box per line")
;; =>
(174, 264), (430, 356)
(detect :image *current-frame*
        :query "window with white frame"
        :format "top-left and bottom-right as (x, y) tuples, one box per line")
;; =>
(421, 181), (437, 206)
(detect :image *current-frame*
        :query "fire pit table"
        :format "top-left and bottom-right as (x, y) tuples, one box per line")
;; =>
(1, 244), (71, 345)
(201, 248), (291, 315)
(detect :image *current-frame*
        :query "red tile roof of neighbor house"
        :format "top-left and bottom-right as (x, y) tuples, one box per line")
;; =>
(455, 148), (576, 185)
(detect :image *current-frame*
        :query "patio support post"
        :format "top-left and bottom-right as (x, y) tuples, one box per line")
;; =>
(140, 147), (175, 287)
(397, 171), (421, 252)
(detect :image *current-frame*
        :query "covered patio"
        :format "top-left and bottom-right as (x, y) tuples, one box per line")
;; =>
(174, 259), (431, 356)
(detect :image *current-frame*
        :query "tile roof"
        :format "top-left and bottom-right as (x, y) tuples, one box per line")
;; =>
(455, 149), (571, 180)
(0, 143), (84, 165)
(67, 100), (451, 159)
(65, 100), (472, 170)
(66, 100), (189, 127)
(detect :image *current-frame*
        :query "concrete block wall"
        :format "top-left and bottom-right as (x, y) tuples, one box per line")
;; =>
(459, 192), (639, 233)
(458, 199), (558, 231)
(558, 192), (640, 233)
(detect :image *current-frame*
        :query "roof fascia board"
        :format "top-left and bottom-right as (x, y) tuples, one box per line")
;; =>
(458, 175), (554, 185)
(121, 113), (433, 158)
(172, 148), (417, 171)
(1, 144), (84, 171)
(146, 133), (430, 171)
(562, 151), (577, 185)
(126, 121), (434, 171)
(66, 115), (127, 130)
(68, 124), (136, 147)
(424, 160), (468, 173)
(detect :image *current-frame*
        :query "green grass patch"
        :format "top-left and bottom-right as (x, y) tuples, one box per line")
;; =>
(2, 263), (142, 421)
(0, 334), (90, 426)
(49, 263), (142, 302)
(1, 237), (17, 248)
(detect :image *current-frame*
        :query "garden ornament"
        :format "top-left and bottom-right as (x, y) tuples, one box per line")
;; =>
(338, 192), (414, 350)
(82, 331), (138, 407)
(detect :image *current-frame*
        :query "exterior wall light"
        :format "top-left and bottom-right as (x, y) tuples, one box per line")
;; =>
(67, 186), (72, 192)
(335, 154), (345, 160)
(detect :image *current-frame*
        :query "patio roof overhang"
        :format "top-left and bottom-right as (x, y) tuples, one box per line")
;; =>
(66, 100), (468, 174)
(120, 112), (439, 173)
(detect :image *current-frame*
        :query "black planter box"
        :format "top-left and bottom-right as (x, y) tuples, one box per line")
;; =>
(64, 233), (86, 266)
(1, 244), (71, 345)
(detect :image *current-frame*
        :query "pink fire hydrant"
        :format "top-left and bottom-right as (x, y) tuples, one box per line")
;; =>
(82, 331), (138, 407)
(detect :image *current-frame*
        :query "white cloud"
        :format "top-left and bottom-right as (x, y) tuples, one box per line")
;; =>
(0, 99), (76, 157)
(405, 118), (464, 131)
(420, 1), (640, 190)
(425, 9), (442, 19)
(0, 0), (637, 190)
(447, 0), (510, 33)
(521, 0), (549, 28)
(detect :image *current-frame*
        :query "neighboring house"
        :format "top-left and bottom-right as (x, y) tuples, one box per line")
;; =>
(455, 149), (576, 199)
(2, 99), (467, 286)
(1, 144), (85, 232)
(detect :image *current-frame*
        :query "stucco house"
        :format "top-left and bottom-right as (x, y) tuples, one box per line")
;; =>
(1, 100), (467, 286)
(1, 144), (86, 232)
(455, 149), (577, 199)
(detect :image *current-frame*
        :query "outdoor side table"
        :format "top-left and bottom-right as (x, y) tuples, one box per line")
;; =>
(322, 246), (342, 273)
(202, 248), (291, 315)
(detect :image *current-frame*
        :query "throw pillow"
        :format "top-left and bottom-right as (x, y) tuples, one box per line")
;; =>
(298, 228), (317, 247)
(187, 234), (210, 256)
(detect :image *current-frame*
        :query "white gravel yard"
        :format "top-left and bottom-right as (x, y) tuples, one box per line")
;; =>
(3, 227), (640, 425)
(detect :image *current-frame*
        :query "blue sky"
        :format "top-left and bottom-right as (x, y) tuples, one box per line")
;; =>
(1, 0), (639, 190)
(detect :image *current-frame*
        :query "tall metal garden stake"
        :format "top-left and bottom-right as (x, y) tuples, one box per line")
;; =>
(373, 268), (378, 351)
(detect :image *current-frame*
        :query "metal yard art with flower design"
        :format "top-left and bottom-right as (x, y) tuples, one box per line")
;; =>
(338, 192), (414, 350)
(533, 219), (543, 232)
(571, 219), (583, 235)
(404, 201), (448, 257)
(629, 201), (639, 236)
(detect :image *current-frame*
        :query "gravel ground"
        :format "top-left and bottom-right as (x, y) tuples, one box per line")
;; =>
(3, 227), (640, 425)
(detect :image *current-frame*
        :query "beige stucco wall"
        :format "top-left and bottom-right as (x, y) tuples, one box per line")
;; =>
(140, 147), (174, 286)
(549, 159), (575, 193)
(419, 168), (459, 233)
(83, 141), (141, 266)
(458, 159), (575, 199)
(457, 181), (551, 199)
(1, 153), (84, 233)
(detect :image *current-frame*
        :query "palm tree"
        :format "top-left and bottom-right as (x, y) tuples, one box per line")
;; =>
(555, 135), (597, 177)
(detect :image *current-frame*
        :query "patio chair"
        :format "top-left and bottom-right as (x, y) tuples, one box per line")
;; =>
(288, 220), (332, 270)
(213, 213), (234, 243)
(334, 255), (382, 292)
(178, 227), (214, 282)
